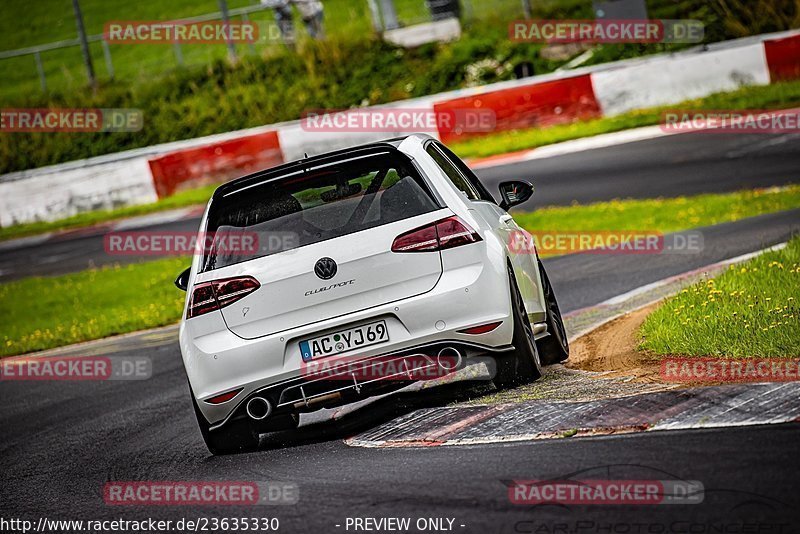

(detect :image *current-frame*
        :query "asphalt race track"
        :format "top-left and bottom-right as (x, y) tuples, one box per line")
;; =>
(2, 130), (799, 282)
(476, 131), (800, 205)
(2, 131), (800, 531)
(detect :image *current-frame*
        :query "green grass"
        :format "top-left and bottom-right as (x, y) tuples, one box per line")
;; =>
(1, 0), (740, 102)
(5, 0), (790, 102)
(0, 258), (187, 357)
(0, 0), (468, 101)
(640, 237), (800, 357)
(2, 186), (799, 357)
(0, 0), (535, 103)
(0, 184), (217, 242)
(514, 186), (800, 258)
(451, 80), (800, 160)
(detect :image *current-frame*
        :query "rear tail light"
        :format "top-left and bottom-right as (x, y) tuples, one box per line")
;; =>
(458, 321), (503, 335)
(187, 276), (260, 319)
(204, 388), (244, 405)
(392, 216), (481, 253)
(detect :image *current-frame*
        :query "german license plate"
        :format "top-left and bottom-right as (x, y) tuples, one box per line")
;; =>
(299, 320), (389, 361)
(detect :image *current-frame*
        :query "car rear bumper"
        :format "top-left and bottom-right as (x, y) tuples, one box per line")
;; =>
(208, 340), (509, 431)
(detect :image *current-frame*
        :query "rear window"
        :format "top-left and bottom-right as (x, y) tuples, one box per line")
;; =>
(201, 152), (440, 272)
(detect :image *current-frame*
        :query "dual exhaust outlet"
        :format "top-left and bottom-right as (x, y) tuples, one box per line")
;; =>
(245, 396), (272, 421)
(244, 347), (463, 421)
(436, 347), (462, 371)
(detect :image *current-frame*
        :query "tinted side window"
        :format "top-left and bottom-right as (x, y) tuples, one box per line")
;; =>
(435, 142), (496, 203)
(426, 144), (480, 201)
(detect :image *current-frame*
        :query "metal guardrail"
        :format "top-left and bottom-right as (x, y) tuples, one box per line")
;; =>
(0, 3), (285, 60)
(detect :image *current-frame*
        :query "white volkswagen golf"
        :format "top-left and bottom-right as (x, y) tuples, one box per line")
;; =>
(175, 134), (569, 454)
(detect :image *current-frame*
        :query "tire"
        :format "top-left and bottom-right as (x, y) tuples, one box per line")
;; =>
(191, 391), (260, 455)
(494, 267), (543, 389)
(536, 261), (570, 365)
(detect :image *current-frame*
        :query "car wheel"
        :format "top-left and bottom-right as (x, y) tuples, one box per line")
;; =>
(191, 389), (260, 455)
(536, 261), (570, 365)
(494, 267), (543, 389)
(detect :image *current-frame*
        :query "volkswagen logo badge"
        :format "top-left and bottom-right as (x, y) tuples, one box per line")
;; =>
(314, 257), (337, 280)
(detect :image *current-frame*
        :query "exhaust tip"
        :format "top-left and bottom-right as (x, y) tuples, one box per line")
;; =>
(246, 397), (272, 421)
(437, 347), (462, 371)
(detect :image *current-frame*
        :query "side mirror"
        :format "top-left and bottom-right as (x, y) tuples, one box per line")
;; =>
(174, 267), (191, 291)
(498, 180), (534, 211)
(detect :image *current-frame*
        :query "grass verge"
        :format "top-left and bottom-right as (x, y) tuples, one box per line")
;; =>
(451, 80), (800, 160)
(1, 186), (799, 357)
(640, 237), (800, 357)
(0, 258), (187, 358)
(515, 186), (800, 258)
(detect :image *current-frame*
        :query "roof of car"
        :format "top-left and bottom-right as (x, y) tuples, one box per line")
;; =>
(213, 133), (433, 199)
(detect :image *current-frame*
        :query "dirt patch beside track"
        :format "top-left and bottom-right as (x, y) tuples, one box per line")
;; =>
(567, 302), (665, 383)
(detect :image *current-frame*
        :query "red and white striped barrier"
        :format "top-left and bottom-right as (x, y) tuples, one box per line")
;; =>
(764, 33), (800, 81)
(1, 31), (798, 226)
(148, 130), (283, 198)
(433, 74), (601, 144)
